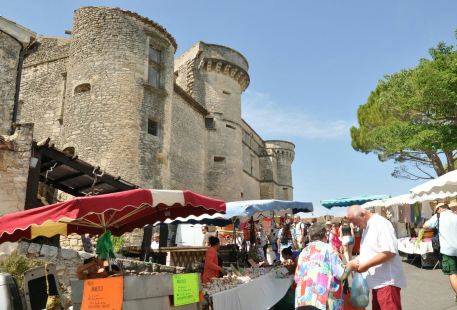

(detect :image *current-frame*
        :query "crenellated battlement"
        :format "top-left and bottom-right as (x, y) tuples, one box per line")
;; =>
(198, 57), (249, 91)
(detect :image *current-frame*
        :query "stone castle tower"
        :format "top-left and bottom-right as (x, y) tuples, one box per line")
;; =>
(11, 6), (295, 202)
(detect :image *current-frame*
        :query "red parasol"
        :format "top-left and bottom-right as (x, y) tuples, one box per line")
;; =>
(0, 189), (226, 243)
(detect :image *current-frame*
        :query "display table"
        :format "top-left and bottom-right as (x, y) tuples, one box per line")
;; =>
(210, 269), (293, 310)
(397, 237), (433, 255)
(397, 237), (438, 268)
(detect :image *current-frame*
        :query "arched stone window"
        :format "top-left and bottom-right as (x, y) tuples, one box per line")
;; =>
(74, 83), (91, 94)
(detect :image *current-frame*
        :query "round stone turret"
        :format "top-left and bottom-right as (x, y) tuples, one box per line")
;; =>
(174, 42), (250, 200)
(63, 7), (176, 186)
(265, 140), (295, 200)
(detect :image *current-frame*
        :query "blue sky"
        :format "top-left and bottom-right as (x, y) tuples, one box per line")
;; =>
(4, 1), (457, 217)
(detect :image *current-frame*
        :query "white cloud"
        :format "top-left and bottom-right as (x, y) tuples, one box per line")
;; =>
(242, 90), (351, 140)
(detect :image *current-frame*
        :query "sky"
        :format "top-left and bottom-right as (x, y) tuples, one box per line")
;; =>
(3, 0), (457, 217)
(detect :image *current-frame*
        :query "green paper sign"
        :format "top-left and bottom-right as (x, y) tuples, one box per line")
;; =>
(172, 273), (200, 306)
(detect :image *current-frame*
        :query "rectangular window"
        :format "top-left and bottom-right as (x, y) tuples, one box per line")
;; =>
(214, 156), (226, 162)
(148, 67), (160, 88)
(148, 44), (162, 88)
(148, 119), (158, 136)
(149, 46), (161, 63)
(205, 117), (215, 129)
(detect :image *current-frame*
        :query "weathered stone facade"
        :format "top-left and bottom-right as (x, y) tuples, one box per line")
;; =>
(0, 124), (33, 216)
(13, 6), (295, 203)
(13, 241), (184, 308)
(0, 17), (35, 135)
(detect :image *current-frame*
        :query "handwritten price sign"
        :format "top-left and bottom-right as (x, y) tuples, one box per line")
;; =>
(172, 273), (200, 306)
(81, 277), (123, 310)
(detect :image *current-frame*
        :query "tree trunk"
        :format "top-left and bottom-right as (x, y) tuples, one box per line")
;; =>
(444, 150), (455, 172)
(426, 151), (446, 176)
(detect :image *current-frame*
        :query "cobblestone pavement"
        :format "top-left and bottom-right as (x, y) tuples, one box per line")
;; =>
(367, 261), (456, 310)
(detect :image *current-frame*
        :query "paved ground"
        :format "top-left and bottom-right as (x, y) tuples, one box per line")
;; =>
(367, 261), (456, 310)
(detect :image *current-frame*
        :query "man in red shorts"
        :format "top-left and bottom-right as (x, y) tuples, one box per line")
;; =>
(347, 205), (406, 310)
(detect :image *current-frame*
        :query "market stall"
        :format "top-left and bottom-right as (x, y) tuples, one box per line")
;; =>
(410, 169), (457, 201)
(321, 194), (389, 209)
(0, 188), (227, 309)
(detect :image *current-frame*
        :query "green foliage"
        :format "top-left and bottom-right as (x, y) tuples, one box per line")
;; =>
(111, 235), (125, 253)
(351, 33), (457, 179)
(0, 252), (44, 289)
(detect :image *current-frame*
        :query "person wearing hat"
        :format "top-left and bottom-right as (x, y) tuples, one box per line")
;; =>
(424, 202), (457, 302)
(294, 222), (358, 309)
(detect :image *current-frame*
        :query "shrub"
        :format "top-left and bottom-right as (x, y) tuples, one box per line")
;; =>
(0, 251), (44, 288)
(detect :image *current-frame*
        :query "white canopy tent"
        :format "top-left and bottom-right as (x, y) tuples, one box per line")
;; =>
(410, 170), (457, 200)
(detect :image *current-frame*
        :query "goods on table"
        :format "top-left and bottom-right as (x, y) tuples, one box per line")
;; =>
(202, 266), (288, 295)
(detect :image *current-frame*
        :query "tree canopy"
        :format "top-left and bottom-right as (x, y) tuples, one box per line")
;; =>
(351, 33), (457, 179)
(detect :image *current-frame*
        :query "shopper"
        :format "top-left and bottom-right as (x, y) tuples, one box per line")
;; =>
(294, 215), (305, 250)
(352, 225), (362, 256)
(347, 205), (406, 310)
(294, 223), (357, 310)
(202, 236), (225, 283)
(277, 221), (297, 261)
(201, 225), (210, 246)
(76, 257), (109, 280)
(423, 202), (457, 302)
(329, 223), (342, 252)
(339, 218), (355, 262)
(150, 232), (160, 250)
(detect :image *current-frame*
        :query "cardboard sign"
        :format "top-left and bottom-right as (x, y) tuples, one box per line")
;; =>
(81, 276), (123, 310)
(172, 273), (200, 306)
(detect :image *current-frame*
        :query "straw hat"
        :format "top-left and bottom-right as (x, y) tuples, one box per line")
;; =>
(435, 202), (450, 212)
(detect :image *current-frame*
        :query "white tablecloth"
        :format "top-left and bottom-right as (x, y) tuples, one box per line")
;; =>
(211, 269), (293, 310)
(397, 237), (433, 256)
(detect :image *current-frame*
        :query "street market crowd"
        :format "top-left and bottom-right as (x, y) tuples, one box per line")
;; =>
(197, 203), (457, 310)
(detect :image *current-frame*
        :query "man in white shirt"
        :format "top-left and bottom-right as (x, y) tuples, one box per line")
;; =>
(201, 225), (210, 246)
(150, 233), (160, 250)
(423, 202), (457, 301)
(347, 205), (406, 310)
(293, 215), (305, 249)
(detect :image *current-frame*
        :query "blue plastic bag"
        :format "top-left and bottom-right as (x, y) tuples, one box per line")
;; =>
(350, 272), (369, 307)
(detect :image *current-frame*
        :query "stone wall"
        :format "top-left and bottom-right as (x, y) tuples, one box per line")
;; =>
(14, 240), (183, 308)
(19, 38), (70, 145)
(168, 92), (207, 193)
(0, 123), (33, 216)
(0, 31), (21, 135)
(0, 17), (35, 136)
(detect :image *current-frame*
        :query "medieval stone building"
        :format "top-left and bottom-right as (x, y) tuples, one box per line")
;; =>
(1, 7), (295, 211)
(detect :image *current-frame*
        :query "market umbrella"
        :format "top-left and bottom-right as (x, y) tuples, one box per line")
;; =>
(410, 170), (457, 200)
(321, 195), (388, 209)
(158, 199), (313, 224)
(224, 199), (313, 221)
(0, 188), (226, 243)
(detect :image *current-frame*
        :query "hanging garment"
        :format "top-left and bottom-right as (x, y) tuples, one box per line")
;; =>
(391, 205), (400, 222)
(398, 205), (405, 223)
(263, 218), (272, 235)
(421, 201), (432, 219)
(404, 205), (411, 223)
(413, 203), (421, 224)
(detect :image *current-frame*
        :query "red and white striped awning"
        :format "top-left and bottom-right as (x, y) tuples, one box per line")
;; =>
(0, 189), (226, 243)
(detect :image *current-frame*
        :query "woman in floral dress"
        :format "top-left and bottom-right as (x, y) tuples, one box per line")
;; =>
(295, 223), (357, 310)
